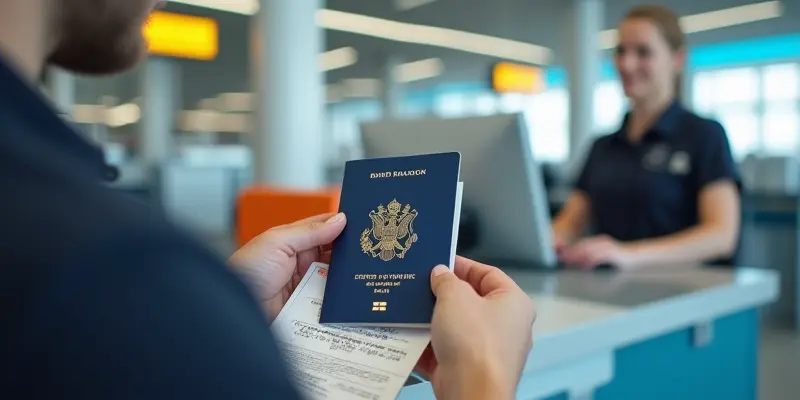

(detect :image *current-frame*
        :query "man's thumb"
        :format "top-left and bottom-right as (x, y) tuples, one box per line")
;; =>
(281, 213), (346, 251)
(430, 265), (459, 297)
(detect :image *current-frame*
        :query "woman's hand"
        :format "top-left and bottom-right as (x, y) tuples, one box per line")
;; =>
(559, 235), (636, 270)
(229, 213), (346, 318)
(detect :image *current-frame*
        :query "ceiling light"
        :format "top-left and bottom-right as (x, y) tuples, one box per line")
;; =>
(317, 9), (552, 65)
(598, 1), (782, 49)
(680, 1), (781, 34)
(326, 84), (345, 103)
(198, 98), (219, 110)
(343, 78), (381, 98)
(216, 113), (251, 133)
(106, 103), (141, 127)
(394, 0), (438, 11)
(180, 109), (221, 132)
(168, 0), (257, 15)
(597, 30), (617, 51)
(72, 105), (106, 124)
(169, 1), (782, 65)
(320, 47), (358, 72)
(395, 58), (444, 82)
(217, 92), (253, 111)
(169, 0), (552, 65)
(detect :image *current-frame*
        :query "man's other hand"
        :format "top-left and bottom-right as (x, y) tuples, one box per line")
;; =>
(229, 213), (347, 318)
(416, 256), (536, 400)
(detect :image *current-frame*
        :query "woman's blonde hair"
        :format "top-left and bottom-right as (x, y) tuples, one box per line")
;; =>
(623, 5), (687, 98)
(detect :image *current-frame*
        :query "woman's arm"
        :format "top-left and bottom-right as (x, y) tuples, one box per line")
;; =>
(624, 179), (740, 268)
(551, 191), (591, 247)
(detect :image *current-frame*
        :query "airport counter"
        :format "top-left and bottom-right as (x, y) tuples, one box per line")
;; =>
(399, 266), (779, 400)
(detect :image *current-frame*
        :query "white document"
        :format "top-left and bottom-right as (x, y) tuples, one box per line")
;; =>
(272, 263), (431, 400)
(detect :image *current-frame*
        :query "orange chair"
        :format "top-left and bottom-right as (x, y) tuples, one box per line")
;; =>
(235, 186), (341, 248)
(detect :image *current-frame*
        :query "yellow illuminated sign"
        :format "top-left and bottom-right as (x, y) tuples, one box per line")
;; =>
(143, 11), (218, 61)
(491, 62), (545, 94)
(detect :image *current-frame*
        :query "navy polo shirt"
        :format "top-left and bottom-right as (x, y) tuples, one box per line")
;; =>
(0, 57), (301, 398)
(575, 101), (741, 263)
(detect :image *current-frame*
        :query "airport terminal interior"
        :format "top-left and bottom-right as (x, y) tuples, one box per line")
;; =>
(39, 0), (800, 398)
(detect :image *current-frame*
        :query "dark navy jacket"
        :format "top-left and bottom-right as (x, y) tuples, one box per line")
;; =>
(575, 101), (741, 265)
(0, 58), (301, 398)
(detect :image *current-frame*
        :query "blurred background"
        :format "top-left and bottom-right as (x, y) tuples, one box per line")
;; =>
(39, 0), (798, 398)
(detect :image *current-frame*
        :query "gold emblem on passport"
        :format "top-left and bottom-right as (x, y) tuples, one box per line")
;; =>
(372, 301), (387, 312)
(361, 199), (418, 261)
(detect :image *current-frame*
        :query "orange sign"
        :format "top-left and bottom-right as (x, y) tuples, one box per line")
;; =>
(491, 62), (545, 94)
(143, 11), (218, 61)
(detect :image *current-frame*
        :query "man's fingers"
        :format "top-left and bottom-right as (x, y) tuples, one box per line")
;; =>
(318, 250), (332, 265)
(430, 265), (469, 298)
(453, 256), (517, 297)
(275, 213), (347, 252)
(452, 256), (492, 281)
(281, 213), (337, 229)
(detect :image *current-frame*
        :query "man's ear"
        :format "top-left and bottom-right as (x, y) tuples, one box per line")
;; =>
(673, 46), (687, 74)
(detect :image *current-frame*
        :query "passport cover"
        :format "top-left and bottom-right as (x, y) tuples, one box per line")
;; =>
(319, 152), (462, 327)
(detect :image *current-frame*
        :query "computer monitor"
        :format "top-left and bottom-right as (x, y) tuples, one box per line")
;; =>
(359, 113), (557, 267)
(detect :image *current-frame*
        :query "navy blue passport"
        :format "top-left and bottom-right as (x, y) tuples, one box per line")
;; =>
(319, 152), (463, 327)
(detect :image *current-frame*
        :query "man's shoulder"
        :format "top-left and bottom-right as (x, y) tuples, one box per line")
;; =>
(0, 163), (303, 398)
(0, 156), (203, 271)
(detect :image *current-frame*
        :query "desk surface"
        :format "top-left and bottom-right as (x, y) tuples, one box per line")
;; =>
(400, 265), (779, 398)
(507, 266), (779, 370)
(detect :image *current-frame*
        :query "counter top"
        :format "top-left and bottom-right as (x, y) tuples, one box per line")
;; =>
(400, 266), (779, 399)
(509, 266), (779, 371)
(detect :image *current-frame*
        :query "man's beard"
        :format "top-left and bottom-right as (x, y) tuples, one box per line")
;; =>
(48, 12), (148, 75)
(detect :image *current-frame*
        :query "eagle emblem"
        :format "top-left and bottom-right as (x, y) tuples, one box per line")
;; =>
(360, 199), (418, 261)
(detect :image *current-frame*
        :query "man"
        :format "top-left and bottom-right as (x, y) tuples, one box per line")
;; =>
(0, 1), (536, 399)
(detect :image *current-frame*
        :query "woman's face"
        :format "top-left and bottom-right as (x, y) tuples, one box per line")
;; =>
(614, 18), (682, 103)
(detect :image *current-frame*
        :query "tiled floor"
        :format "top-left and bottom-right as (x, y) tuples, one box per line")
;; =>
(760, 327), (800, 400)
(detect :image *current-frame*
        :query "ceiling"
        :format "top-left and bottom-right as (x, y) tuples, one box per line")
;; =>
(321, 0), (800, 85)
(74, 0), (800, 108)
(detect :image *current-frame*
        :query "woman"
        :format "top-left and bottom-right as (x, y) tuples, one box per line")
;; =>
(552, 5), (741, 270)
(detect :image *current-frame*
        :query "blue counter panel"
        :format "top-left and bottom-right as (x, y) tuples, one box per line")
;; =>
(544, 309), (759, 400)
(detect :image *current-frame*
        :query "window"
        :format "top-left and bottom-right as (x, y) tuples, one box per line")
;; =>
(691, 65), (776, 159)
(716, 109), (760, 160)
(498, 93), (526, 113)
(763, 63), (799, 102)
(400, 101), (427, 118)
(528, 89), (568, 162)
(474, 93), (498, 115)
(594, 80), (625, 133)
(693, 72), (717, 114)
(434, 93), (467, 118)
(763, 102), (799, 155)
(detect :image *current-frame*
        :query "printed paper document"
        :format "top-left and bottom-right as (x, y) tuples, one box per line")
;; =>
(271, 263), (431, 400)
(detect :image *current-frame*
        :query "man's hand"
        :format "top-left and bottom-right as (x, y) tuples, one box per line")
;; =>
(416, 257), (536, 400)
(229, 213), (346, 318)
(558, 235), (635, 270)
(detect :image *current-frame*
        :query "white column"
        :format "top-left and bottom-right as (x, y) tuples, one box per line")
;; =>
(46, 67), (76, 115)
(251, 0), (325, 189)
(382, 56), (404, 119)
(565, 0), (603, 162)
(139, 57), (177, 167)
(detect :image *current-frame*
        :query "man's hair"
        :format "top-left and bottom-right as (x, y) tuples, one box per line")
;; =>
(48, 0), (155, 75)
